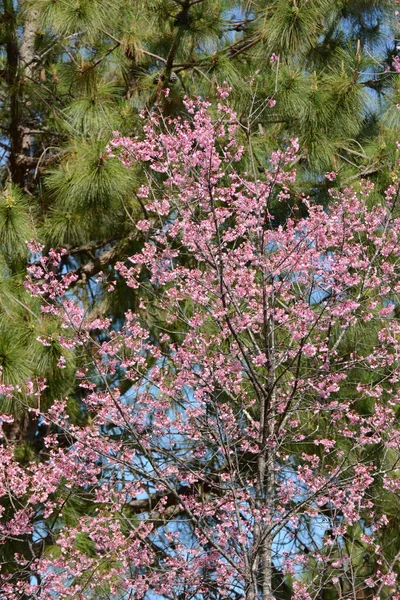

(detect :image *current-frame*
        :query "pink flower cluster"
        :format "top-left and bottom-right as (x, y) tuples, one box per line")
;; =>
(1, 93), (400, 600)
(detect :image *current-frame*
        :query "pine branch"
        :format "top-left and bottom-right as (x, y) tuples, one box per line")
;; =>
(65, 238), (117, 256)
(70, 230), (138, 282)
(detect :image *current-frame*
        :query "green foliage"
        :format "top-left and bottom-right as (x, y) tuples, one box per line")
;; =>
(73, 532), (97, 557)
(261, 0), (333, 59)
(27, 0), (117, 40)
(0, 331), (33, 388)
(43, 140), (136, 246)
(0, 185), (33, 269)
(33, 320), (76, 406)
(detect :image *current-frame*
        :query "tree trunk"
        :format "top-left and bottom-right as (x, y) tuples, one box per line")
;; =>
(5, 0), (39, 186)
(251, 281), (277, 600)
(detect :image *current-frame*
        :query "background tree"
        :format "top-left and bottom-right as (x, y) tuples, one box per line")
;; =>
(1, 0), (400, 596)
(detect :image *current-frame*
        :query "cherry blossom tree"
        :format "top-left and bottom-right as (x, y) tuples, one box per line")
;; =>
(2, 90), (400, 600)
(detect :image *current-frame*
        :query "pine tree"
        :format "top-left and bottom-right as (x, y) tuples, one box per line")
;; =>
(0, 0), (400, 595)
